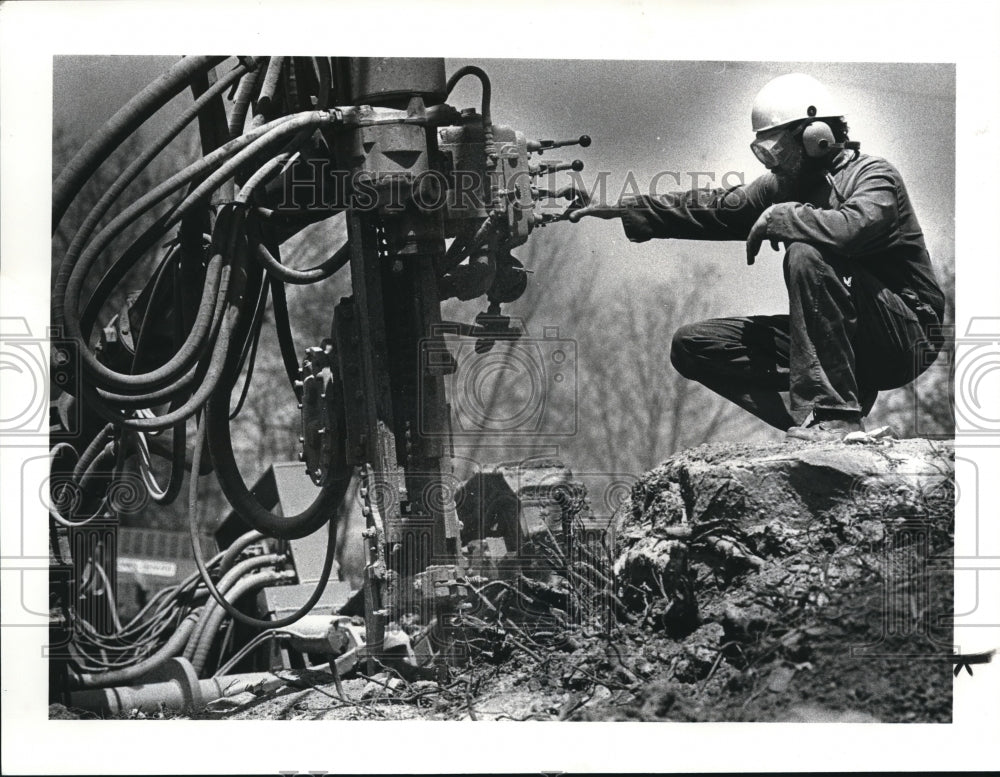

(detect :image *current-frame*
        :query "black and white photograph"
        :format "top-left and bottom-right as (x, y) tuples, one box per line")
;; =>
(1, 1), (998, 774)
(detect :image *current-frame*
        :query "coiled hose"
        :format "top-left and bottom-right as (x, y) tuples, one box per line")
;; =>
(52, 55), (228, 231)
(58, 111), (341, 401)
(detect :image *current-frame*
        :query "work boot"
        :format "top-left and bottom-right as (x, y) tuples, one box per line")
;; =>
(785, 415), (864, 442)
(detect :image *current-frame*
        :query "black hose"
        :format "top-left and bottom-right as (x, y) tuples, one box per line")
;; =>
(268, 273), (305, 393)
(446, 65), (492, 116)
(252, 236), (349, 285)
(72, 424), (114, 482)
(53, 55), (228, 231)
(62, 113), (339, 394)
(55, 111), (297, 340)
(227, 275), (269, 420)
(80, 244), (226, 400)
(95, 361), (199, 409)
(191, 66), (240, 157)
(205, 383), (348, 540)
(190, 567), (289, 675)
(189, 418), (341, 624)
(255, 57), (285, 119)
(55, 58), (249, 333)
(72, 212), (243, 431)
(313, 57), (331, 110)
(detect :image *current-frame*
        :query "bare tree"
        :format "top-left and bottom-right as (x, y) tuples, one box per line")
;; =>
(575, 267), (761, 475)
(444, 228), (771, 481)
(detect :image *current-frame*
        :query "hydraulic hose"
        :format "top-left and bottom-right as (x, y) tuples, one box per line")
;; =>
(55, 111), (297, 342)
(70, 258), (231, 431)
(445, 65), (492, 126)
(205, 381), (349, 540)
(255, 57), (286, 119)
(95, 359), (199, 409)
(76, 442), (116, 493)
(252, 238), (349, 285)
(73, 272), (231, 432)
(218, 530), (266, 575)
(133, 422), (185, 505)
(182, 553), (283, 662)
(313, 57), (331, 110)
(54, 58), (253, 335)
(228, 62), (264, 139)
(87, 249), (225, 403)
(129, 257), (190, 505)
(61, 113), (339, 394)
(200, 203), (350, 540)
(190, 69), (233, 158)
(70, 612), (200, 689)
(53, 55), (228, 231)
(269, 274), (305, 392)
(71, 424), (115, 482)
(60, 133), (268, 391)
(447, 65), (497, 211)
(235, 152), (348, 284)
(236, 152), (298, 204)
(190, 569), (292, 675)
(66, 205), (250, 432)
(188, 417), (340, 626)
(227, 278), (269, 420)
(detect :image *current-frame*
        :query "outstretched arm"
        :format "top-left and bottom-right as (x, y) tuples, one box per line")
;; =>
(570, 173), (779, 245)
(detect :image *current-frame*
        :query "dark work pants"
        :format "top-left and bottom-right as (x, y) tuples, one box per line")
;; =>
(670, 242), (938, 430)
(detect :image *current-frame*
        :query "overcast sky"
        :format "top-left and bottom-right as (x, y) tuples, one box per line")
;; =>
(53, 57), (954, 321)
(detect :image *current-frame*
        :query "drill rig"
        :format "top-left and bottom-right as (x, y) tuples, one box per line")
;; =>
(50, 56), (595, 708)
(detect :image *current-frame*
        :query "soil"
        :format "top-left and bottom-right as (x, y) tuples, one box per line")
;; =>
(56, 438), (955, 723)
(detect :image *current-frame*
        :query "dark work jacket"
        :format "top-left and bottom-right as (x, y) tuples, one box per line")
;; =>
(620, 151), (945, 323)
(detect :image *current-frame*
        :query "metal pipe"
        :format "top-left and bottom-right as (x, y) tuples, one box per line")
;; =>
(69, 670), (284, 716)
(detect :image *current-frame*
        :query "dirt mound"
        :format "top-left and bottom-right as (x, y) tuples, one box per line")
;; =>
(595, 436), (954, 721)
(169, 437), (954, 722)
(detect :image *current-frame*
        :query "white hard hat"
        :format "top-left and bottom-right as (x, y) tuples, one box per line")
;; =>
(751, 73), (844, 133)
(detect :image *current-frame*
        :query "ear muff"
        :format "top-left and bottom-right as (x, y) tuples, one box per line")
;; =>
(801, 121), (836, 157)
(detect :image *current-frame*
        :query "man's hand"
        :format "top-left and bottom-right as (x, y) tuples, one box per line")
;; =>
(746, 205), (780, 265)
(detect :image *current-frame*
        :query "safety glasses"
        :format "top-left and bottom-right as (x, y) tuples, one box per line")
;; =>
(750, 128), (795, 168)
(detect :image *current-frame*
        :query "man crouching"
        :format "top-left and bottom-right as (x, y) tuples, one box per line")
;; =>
(571, 73), (945, 442)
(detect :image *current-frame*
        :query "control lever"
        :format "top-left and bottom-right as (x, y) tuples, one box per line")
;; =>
(438, 304), (522, 355)
(473, 304), (521, 354)
(526, 135), (591, 154)
(529, 159), (584, 177)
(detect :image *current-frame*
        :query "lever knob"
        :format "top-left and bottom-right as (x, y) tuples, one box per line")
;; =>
(527, 135), (592, 153)
(529, 159), (584, 177)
